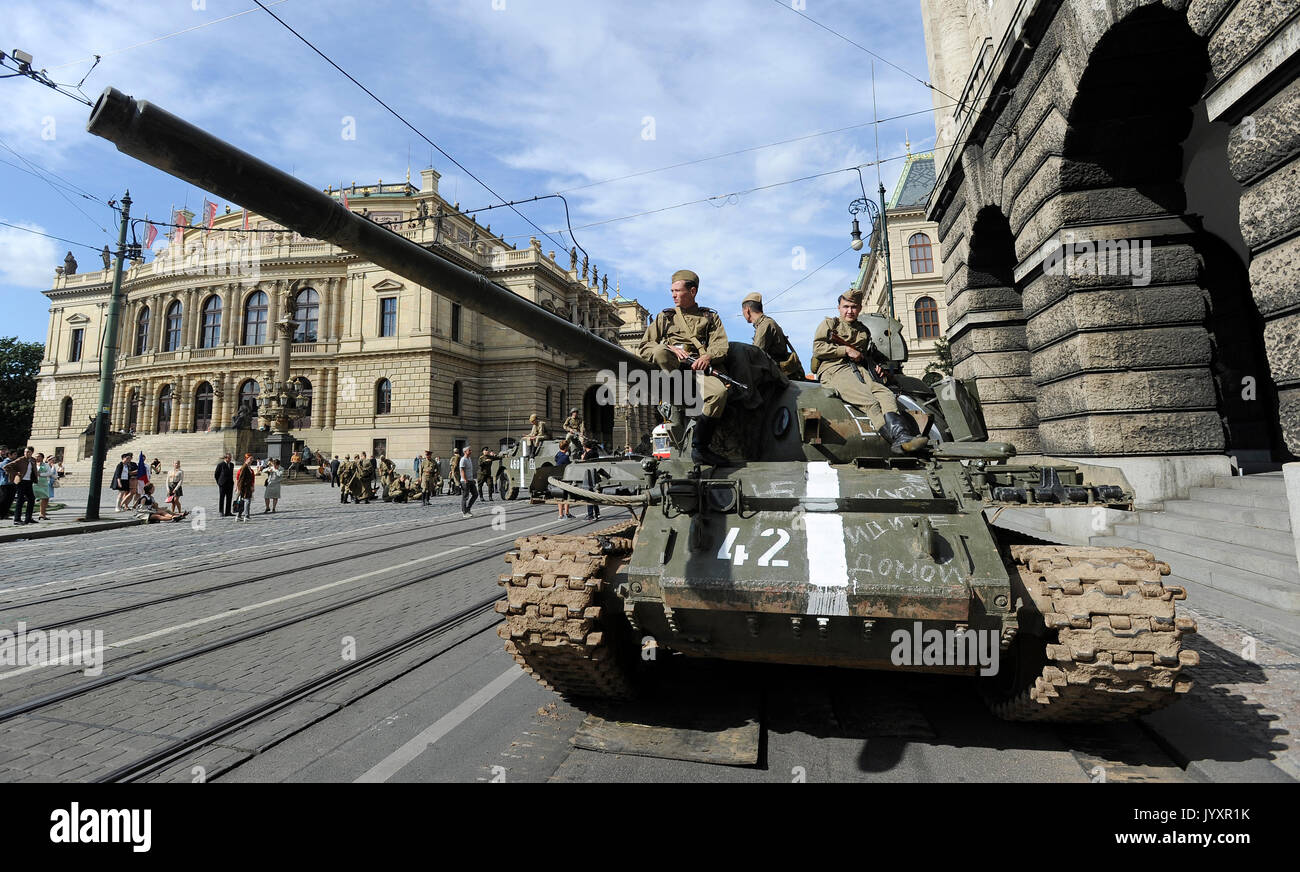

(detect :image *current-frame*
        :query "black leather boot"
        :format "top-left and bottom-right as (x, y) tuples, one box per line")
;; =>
(691, 415), (730, 466)
(882, 411), (929, 454)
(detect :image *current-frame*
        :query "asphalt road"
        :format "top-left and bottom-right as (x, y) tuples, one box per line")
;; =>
(1, 482), (1295, 783)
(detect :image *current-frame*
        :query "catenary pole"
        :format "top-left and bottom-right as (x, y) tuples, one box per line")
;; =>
(84, 191), (130, 521)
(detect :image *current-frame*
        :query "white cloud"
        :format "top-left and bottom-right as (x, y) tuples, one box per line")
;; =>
(0, 220), (60, 289)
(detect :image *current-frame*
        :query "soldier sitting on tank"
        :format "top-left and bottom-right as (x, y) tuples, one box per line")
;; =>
(561, 409), (585, 454)
(812, 290), (928, 454)
(523, 414), (550, 457)
(742, 292), (804, 380)
(638, 269), (731, 465)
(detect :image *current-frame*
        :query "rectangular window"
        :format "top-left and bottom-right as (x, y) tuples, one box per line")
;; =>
(372, 438), (387, 458)
(380, 297), (397, 337)
(69, 328), (84, 362)
(450, 303), (461, 342)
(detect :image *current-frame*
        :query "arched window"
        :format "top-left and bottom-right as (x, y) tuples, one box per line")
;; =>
(201, 295), (222, 348)
(134, 306), (150, 355)
(61, 397), (73, 428)
(908, 233), (934, 274)
(559, 390), (566, 420)
(914, 296), (940, 339)
(243, 291), (269, 345)
(546, 386), (552, 420)
(157, 384), (173, 434)
(294, 288), (319, 342)
(238, 379), (260, 419)
(452, 381), (462, 416)
(293, 376), (313, 428)
(194, 381), (214, 431)
(375, 378), (391, 415)
(164, 300), (183, 351)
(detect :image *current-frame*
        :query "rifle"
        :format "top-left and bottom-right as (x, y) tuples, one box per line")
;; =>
(828, 333), (888, 385)
(673, 347), (750, 391)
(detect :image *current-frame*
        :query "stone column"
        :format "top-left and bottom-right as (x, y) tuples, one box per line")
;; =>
(326, 367), (338, 429)
(267, 280), (282, 339)
(213, 374), (227, 429)
(222, 285), (237, 345)
(313, 366), (327, 429)
(153, 295), (167, 353)
(173, 375), (187, 432)
(140, 379), (154, 434)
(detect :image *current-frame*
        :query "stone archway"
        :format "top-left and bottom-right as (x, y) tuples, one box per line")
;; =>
(583, 384), (614, 449)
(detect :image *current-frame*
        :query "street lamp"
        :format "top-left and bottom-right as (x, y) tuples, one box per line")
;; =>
(848, 167), (895, 321)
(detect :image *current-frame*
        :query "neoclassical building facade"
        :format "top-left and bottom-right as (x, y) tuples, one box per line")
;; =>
(855, 152), (950, 379)
(32, 168), (654, 463)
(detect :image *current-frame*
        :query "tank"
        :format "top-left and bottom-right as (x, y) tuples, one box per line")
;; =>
(88, 87), (1198, 721)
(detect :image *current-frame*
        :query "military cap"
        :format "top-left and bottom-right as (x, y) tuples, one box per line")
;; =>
(839, 288), (865, 305)
(671, 269), (699, 286)
(742, 292), (763, 306)
(529, 413), (538, 422)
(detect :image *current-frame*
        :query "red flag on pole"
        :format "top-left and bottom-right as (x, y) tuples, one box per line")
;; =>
(144, 221), (158, 250)
(242, 208), (249, 231)
(341, 187), (350, 210)
(173, 209), (188, 246)
(203, 199), (217, 231)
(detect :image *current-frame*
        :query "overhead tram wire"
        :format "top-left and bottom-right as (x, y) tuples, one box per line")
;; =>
(768, 0), (1016, 139)
(44, 0), (294, 71)
(249, 0), (577, 259)
(0, 135), (110, 233)
(0, 220), (106, 254)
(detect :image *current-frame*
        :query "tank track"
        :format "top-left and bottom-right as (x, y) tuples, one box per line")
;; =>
(496, 520), (639, 700)
(990, 545), (1199, 722)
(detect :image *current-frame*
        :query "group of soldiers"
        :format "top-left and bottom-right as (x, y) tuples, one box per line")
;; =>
(637, 268), (928, 464)
(335, 450), (482, 507)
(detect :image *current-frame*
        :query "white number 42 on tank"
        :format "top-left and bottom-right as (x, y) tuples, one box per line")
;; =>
(717, 528), (790, 567)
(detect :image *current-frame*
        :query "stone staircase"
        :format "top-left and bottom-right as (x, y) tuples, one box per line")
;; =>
(58, 432), (230, 489)
(1089, 473), (1300, 612)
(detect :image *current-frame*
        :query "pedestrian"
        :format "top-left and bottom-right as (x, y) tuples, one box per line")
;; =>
(7, 447), (38, 526)
(263, 458), (283, 513)
(554, 444), (571, 519)
(459, 447), (478, 517)
(289, 450), (302, 480)
(214, 453), (235, 516)
(0, 446), (17, 520)
(329, 455), (340, 487)
(581, 441), (601, 520)
(150, 457), (162, 476)
(235, 454), (257, 522)
(624, 444), (634, 457)
(413, 454), (422, 479)
(166, 460), (184, 514)
(34, 452), (54, 520)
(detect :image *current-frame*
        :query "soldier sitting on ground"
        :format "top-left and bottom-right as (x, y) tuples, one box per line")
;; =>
(811, 290), (927, 454)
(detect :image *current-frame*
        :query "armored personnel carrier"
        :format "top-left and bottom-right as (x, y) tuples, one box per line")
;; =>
(88, 88), (1197, 721)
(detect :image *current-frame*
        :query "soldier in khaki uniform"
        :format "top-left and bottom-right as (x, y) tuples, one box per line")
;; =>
(638, 268), (730, 464)
(524, 414), (551, 457)
(338, 455), (356, 504)
(476, 446), (500, 501)
(742, 292), (804, 379)
(561, 409), (585, 454)
(419, 450), (437, 505)
(812, 290), (928, 454)
(354, 452), (375, 503)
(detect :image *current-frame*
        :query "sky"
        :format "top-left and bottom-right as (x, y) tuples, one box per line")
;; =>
(0, 0), (941, 360)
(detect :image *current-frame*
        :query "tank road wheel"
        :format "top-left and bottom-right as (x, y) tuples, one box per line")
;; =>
(496, 520), (639, 701)
(983, 545), (1199, 722)
(528, 463), (555, 499)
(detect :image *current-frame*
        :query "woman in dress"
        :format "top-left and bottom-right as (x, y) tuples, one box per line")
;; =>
(33, 452), (53, 520)
(236, 454), (257, 522)
(166, 460), (185, 514)
(263, 458), (283, 513)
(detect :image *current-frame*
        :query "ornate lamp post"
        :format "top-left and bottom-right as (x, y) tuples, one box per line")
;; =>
(848, 168), (895, 322)
(259, 293), (307, 466)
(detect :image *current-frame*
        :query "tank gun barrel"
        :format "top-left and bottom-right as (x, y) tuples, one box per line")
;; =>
(86, 86), (648, 374)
